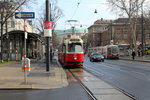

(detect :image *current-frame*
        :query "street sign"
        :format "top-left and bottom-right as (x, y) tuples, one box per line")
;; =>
(44, 21), (52, 37)
(15, 12), (35, 19)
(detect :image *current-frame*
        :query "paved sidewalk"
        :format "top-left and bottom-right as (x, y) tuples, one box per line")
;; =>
(120, 55), (150, 63)
(0, 58), (68, 89)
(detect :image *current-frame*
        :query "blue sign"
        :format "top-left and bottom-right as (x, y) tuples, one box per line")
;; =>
(15, 12), (35, 19)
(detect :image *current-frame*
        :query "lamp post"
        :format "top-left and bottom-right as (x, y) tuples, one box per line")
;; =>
(110, 22), (113, 44)
(141, 3), (144, 56)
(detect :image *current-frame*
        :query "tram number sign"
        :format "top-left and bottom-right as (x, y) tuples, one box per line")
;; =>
(44, 21), (52, 29)
(44, 21), (52, 37)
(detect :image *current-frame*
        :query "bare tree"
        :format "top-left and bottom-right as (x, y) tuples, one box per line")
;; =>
(0, 0), (37, 61)
(144, 4), (150, 23)
(107, 0), (146, 51)
(36, 0), (63, 49)
(36, 0), (63, 34)
(0, 0), (36, 28)
(144, 6), (150, 50)
(51, 0), (64, 30)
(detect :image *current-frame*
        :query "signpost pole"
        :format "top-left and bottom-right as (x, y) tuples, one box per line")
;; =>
(15, 12), (34, 84)
(24, 19), (27, 84)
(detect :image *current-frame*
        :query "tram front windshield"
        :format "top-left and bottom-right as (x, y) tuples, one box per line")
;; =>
(111, 48), (118, 54)
(68, 43), (83, 53)
(108, 47), (118, 54)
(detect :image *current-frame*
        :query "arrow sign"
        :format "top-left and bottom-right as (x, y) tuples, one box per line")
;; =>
(15, 12), (35, 19)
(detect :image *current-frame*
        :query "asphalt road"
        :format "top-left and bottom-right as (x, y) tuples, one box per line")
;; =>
(84, 56), (150, 100)
(0, 83), (92, 100)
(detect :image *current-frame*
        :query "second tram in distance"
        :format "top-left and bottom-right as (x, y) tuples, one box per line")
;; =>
(58, 35), (84, 67)
(88, 44), (119, 59)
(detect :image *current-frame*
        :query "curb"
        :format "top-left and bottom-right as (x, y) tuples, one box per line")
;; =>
(120, 58), (150, 63)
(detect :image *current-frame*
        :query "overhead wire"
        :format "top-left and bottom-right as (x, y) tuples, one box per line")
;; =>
(69, 0), (107, 25)
(64, 0), (107, 31)
(63, 0), (82, 31)
(70, 0), (82, 20)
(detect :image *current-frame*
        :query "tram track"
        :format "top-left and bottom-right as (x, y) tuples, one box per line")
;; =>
(57, 59), (97, 100)
(57, 58), (134, 100)
(67, 68), (97, 100)
(84, 64), (136, 100)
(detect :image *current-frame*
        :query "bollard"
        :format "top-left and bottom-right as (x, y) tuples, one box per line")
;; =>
(22, 58), (30, 72)
(21, 57), (30, 84)
(26, 58), (30, 71)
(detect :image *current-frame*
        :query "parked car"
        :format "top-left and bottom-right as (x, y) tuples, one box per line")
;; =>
(89, 53), (104, 62)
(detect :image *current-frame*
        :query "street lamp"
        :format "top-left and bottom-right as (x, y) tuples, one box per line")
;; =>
(94, 9), (98, 14)
(141, 3), (144, 56)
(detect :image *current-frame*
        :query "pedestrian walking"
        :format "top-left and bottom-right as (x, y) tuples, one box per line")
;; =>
(132, 50), (136, 60)
(137, 49), (141, 56)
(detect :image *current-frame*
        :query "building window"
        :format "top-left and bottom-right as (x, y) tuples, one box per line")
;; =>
(10, 21), (15, 28)
(124, 33), (128, 39)
(145, 33), (150, 40)
(116, 33), (120, 40)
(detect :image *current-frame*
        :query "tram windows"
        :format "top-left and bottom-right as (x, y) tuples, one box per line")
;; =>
(68, 43), (83, 52)
(111, 48), (118, 54)
(108, 48), (111, 55)
(75, 44), (82, 52)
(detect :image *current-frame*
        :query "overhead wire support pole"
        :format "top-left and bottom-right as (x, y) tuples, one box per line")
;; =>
(45, 0), (51, 71)
(141, 3), (144, 56)
(50, 3), (53, 63)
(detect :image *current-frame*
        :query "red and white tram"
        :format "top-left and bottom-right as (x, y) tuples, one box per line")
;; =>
(58, 35), (84, 67)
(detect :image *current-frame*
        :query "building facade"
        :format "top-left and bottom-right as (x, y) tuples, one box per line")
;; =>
(87, 19), (113, 47)
(0, 9), (44, 61)
(88, 18), (150, 56)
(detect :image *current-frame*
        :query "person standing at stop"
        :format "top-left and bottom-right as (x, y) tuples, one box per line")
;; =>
(132, 50), (136, 60)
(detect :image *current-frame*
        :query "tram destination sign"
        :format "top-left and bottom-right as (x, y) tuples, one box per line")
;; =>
(15, 12), (35, 19)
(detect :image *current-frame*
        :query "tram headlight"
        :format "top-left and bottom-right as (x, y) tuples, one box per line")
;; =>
(101, 56), (104, 59)
(74, 57), (77, 60)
